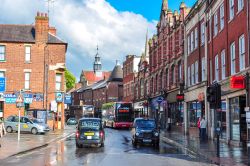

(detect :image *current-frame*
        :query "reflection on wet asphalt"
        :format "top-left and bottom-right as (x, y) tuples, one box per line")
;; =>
(0, 128), (214, 166)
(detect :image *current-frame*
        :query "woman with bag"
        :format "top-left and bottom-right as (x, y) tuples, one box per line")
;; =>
(0, 117), (6, 148)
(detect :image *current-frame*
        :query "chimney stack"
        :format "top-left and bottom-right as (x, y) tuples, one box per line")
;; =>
(35, 11), (49, 44)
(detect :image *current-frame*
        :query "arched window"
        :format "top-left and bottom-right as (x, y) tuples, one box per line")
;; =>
(171, 65), (175, 85)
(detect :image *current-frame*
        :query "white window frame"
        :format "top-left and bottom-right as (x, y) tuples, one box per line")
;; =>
(0, 45), (6, 61)
(0, 71), (5, 77)
(195, 61), (199, 83)
(24, 72), (30, 90)
(201, 22), (205, 45)
(215, 55), (219, 81)
(230, 42), (236, 75)
(191, 64), (195, 85)
(221, 50), (226, 79)
(178, 62), (182, 81)
(187, 35), (190, 55)
(25, 46), (31, 62)
(238, 0), (244, 12)
(201, 57), (205, 81)
(195, 27), (198, 49)
(239, 34), (245, 71)
(56, 73), (62, 91)
(214, 12), (218, 36)
(191, 31), (194, 52)
(220, 3), (224, 30)
(229, 0), (234, 20)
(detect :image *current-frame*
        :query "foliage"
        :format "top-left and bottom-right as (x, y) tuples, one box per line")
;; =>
(101, 102), (114, 110)
(65, 69), (76, 91)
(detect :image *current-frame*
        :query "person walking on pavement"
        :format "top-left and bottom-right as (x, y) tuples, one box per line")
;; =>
(0, 117), (7, 148)
(197, 117), (201, 138)
(200, 117), (207, 141)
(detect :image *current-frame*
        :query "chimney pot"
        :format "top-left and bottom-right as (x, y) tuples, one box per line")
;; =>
(45, 13), (48, 17)
(37, 12), (40, 17)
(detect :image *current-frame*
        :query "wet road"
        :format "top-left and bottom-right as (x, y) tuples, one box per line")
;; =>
(0, 128), (215, 166)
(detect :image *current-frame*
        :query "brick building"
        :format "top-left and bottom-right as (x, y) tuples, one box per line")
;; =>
(0, 12), (67, 129)
(205, 0), (250, 145)
(148, 1), (190, 129)
(72, 62), (123, 112)
(183, 0), (208, 137)
(123, 55), (140, 103)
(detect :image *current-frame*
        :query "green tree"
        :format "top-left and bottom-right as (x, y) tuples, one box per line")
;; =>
(65, 68), (76, 91)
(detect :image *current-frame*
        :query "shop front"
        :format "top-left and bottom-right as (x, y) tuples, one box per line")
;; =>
(133, 100), (147, 118)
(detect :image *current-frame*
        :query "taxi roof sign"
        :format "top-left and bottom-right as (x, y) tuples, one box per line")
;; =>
(16, 95), (23, 103)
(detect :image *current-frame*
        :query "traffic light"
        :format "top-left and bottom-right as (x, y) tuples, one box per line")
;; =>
(207, 83), (221, 109)
(207, 85), (216, 109)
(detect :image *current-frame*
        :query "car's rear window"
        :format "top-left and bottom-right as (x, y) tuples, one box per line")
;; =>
(135, 120), (156, 128)
(79, 119), (100, 130)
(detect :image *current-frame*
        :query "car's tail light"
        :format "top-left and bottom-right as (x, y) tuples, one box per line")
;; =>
(76, 130), (80, 138)
(99, 131), (104, 138)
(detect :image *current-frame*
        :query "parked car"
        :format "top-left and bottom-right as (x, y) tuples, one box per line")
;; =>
(67, 117), (77, 125)
(32, 118), (50, 132)
(75, 118), (105, 148)
(131, 118), (160, 147)
(4, 115), (50, 135)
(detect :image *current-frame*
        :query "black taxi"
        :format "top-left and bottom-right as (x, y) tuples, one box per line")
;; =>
(75, 118), (105, 148)
(131, 118), (159, 147)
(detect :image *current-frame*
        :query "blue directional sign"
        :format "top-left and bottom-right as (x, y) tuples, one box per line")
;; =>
(4, 94), (17, 104)
(157, 97), (164, 103)
(0, 77), (6, 92)
(23, 93), (33, 104)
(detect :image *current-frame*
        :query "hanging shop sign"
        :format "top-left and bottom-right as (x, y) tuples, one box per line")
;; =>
(230, 75), (245, 89)
(64, 95), (72, 104)
(55, 92), (63, 103)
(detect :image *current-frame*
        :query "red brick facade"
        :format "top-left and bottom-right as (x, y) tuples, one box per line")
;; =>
(0, 12), (67, 129)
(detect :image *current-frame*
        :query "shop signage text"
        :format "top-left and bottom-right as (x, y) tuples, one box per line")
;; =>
(230, 76), (245, 89)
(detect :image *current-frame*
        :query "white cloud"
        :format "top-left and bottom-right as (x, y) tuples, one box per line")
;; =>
(0, 0), (156, 79)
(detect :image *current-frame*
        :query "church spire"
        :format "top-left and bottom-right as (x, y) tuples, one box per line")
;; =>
(93, 45), (102, 76)
(162, 0), (168, 11)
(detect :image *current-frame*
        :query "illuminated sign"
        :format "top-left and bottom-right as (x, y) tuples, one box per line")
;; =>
(230, 76), (245, 89)
(176, 94), (184, 101)
(118, 109), (129, 113)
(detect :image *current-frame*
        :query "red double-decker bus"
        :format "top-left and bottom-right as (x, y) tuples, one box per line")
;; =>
(102, 102), (133, 128)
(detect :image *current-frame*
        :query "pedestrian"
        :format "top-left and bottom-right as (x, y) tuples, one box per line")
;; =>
(0, 117), (7, 148)
(197, 117), (201, 138)
(200, 117), (207, 141)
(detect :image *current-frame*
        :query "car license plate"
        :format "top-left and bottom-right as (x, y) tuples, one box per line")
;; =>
(143, 139), (152, 143)
(84, 132), (94, 136)
(87, 136), (92, 139)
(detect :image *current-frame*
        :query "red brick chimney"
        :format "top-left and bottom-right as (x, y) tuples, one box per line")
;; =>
(35, 12), (49, 43)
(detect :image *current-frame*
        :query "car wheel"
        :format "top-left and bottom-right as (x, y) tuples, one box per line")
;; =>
(76, 142), (81, 148)
(153, 141), (159, 148)
(31, 128), (38, 135)
(100, 142), (104, 147)
(132, 139), (137, 147)
(6, 126), (13, 133)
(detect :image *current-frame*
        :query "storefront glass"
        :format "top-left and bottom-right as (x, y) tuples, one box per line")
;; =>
(220, 101), (227, 139)
(0, 101), (3, 118)
(229, 97), (240, 141)
(169, 102), (183, 126)
(189, 101), (202, 127)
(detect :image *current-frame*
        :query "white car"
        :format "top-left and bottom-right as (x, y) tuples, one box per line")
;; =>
(4, 116), (50, 134)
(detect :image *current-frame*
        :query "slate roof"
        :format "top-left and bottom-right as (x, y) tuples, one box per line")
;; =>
(0, 24), (66, 44)
(108, 65), (123, 82)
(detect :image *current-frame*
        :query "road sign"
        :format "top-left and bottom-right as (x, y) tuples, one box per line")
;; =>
(157, 97), (164, 103)
(0, 77), (5, 92)
(55, 92), (63, 102)
(16, 95), (23, 103)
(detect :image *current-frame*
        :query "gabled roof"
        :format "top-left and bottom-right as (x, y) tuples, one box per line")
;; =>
(0, 24), (66, 44)
(81, 71), (111, 85)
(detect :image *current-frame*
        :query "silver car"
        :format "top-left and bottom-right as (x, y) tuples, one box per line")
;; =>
(4, 116), (50, 134)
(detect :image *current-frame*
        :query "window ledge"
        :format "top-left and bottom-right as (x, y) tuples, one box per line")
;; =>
(25, 61), (32, 64)
(0, 61), (6, 63)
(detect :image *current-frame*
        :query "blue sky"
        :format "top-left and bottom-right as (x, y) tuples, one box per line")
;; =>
(106, 0), (196, 21)
(1, 0), (197, 79)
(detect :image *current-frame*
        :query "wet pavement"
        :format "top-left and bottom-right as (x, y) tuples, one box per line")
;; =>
(0, 128), (215, 166)
(161, 130), (249, 166)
